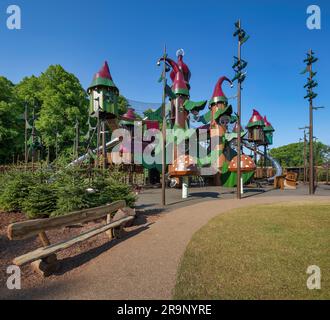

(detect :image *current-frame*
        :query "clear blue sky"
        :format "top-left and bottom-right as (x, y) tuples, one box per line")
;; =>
(0, 0), (329, 148)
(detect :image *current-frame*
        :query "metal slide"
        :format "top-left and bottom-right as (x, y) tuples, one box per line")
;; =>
(68, 137), (121, 167)
(242, 141), (282, 182)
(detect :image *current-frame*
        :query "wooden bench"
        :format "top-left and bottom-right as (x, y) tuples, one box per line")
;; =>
(7, 200), (136, 276)
(284, 172), (298, 190)
(274, 175), (286, 190)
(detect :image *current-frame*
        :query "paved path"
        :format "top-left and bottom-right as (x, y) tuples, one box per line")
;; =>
(4, 192), (329, 300)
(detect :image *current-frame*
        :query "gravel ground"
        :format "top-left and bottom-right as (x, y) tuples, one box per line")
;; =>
(0, 209), (161, 299)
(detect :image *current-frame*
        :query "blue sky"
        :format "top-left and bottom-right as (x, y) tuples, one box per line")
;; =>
(0, 0), (329, 148)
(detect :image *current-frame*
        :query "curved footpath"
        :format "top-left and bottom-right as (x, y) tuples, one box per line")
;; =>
(4, 195), (330, 300)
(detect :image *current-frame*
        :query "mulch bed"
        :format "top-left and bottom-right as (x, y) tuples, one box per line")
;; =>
(0, 208), (161, 298)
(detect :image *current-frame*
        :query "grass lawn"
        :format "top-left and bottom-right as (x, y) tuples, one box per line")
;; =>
(174, 203), (330, 300)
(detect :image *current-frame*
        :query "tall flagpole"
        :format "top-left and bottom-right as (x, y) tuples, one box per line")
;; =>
(161, 44), (167, 206)
(302, 49), (320, 195)
(236, 19), (242, 200)
(232, 19), (249, 199)
(308, 51), (314, 195)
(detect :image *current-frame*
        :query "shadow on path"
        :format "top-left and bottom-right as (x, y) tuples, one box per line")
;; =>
(54, 224), (152, 276)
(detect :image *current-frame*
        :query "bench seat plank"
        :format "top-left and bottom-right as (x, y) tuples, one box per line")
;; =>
(13, 216), (134, 266)
(8, 200), (126, 241)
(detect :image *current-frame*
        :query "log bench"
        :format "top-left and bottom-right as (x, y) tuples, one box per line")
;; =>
(284, 172), (298, 189)
(274, 175), (286, 190)
(7, 200), (136, 276)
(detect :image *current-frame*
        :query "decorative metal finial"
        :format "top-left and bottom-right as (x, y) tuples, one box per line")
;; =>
(176, 48), (185, 57)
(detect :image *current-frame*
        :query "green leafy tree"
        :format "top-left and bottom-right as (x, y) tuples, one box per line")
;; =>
(143, 108), (155, 119)
(35, 65), (89, 160)
(117, 95), (129, 115)
(0, 77), (24, 163)
(15, 75), (43, 111)
(0, 67), (132, 164)
(269, 142), (330, 167)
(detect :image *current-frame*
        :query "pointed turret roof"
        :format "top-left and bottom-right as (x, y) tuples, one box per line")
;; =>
(88, 61), (118, 92)
(247, 109), (265, 128)
(210, 76), (233, 105)
(122, 108), (137, 121)
(263, 116), (275, 132)
(170, 49), (191, 87)
(172, 70), (189, 96)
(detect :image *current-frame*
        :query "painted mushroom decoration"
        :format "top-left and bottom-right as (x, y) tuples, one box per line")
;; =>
(229, 154), (256, 173)
(168, 155), (199, 177)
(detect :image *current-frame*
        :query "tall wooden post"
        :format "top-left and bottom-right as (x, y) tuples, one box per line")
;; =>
(95, 106), (101, 169)
(303, 130), (307, 184)
(299, 126), (308, 184)
(31, 107), (36, 171)
(47, 146), (50, 166)
(308, 52), (314, 195)
(102, 120), (108, 170)
(55, 129), (59, 162)
(236, 19), (242, 200)
(302, 49), (319, 194)
(24, 103), (28, 170)
(161, 44), (167, 206)
(75, 118), (79, 159)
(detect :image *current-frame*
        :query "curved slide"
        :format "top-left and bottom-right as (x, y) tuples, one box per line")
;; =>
(68, 137), (121, 167)
(242, 141), (282, 182)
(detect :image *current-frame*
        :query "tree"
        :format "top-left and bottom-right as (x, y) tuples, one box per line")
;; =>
(0, 66), (132, 164)
(35, 65), (89, 159)
(15, 76), (42, 110)
(269, 142), (330, 167)
(0, 77), (23, 164)
(143, 108), (155, 119)
(117, 95), (129, 116)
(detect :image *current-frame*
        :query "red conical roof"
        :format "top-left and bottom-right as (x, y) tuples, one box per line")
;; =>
(94, 61), (113, 80)
(173, 70), (189, 96)
(158, 56), (189, 96)
(122, 108), (137, 121)
(210, 76), (233, 105)
(170, 50), (191, 86)
(88, 61), (118, 92)
(263, 116), (275, 132)
(247, 109), (265, 128)
(263, 116), (272, 127)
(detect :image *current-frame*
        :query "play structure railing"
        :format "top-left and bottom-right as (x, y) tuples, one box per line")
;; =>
(7, 200), (135, 276)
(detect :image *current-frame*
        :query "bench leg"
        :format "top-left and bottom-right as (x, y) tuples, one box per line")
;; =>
(112, 225), (124, 239)
(105, 214), (114, 240)
(31, 255), (60, 277)
(31, 232), (59, 277)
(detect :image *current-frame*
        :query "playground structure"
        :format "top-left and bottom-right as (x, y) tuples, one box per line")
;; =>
(72, 50), (282, 199)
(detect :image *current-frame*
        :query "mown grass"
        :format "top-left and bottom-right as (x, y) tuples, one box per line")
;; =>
(174, 203), (330, 300)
